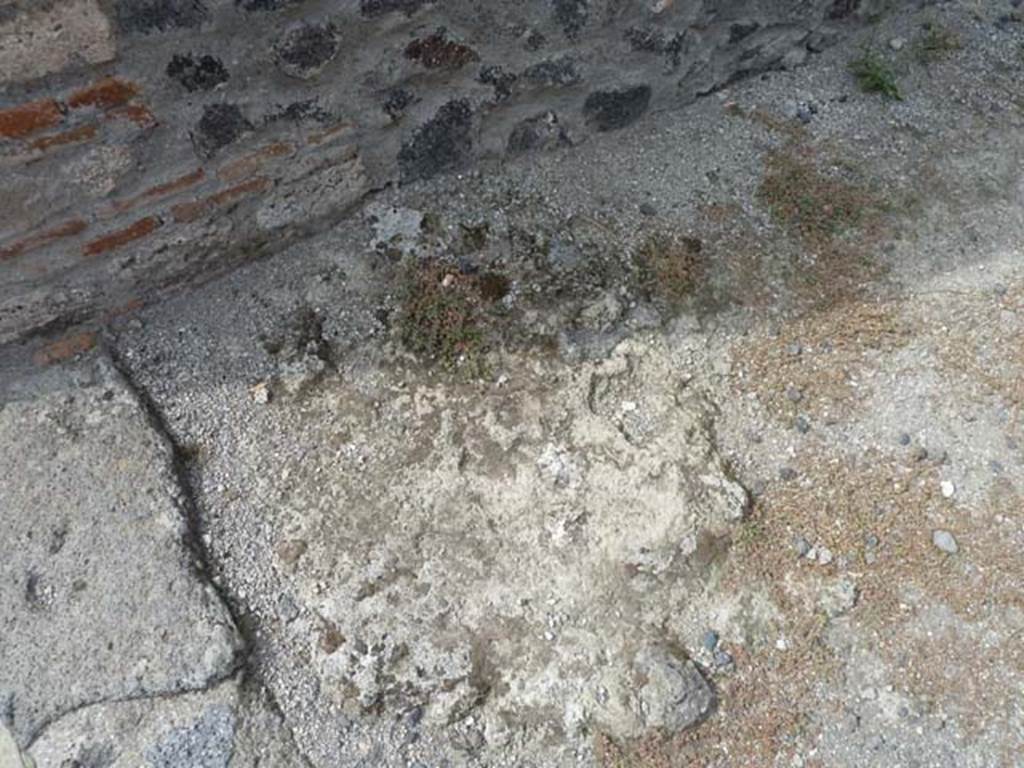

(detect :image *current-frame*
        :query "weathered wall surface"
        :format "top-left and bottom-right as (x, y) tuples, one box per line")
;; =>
(0, 0), (868, 344)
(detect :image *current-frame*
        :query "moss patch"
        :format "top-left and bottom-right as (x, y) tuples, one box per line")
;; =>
(634, 232), (705, 313)
(395, 259), (507, 373)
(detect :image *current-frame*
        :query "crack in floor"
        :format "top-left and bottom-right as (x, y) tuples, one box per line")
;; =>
(101, 338), (321, 767)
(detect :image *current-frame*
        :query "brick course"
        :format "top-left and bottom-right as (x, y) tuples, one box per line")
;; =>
(83, 217), (163, 257)
(0, 100), (64, 140)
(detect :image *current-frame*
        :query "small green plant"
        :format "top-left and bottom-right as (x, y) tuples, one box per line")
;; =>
(849, 51), (902, 99)
(736, 517), (767, 547)
(914, 23), (962, 64)
(395, 259), (508, 373)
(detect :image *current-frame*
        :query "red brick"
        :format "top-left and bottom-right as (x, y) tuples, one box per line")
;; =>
(169, 201), (206, 225)
(33, 331), (98, 366)
(0, 219), (89, 261)
(109, 103), (157, 128)
(217, 142), (295, 183)
(111, 168), (205, 213)
(82, 216), (162, 257)
(171, 177), (272, 224)
(0, 99), (63, 140)
(30, 123), (99, 151)
(67, 77), (140, 110)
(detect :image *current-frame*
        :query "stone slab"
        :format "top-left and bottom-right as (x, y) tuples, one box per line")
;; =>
(0, 356), (241, 747)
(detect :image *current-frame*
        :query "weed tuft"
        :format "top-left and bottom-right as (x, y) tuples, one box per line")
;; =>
(634, 232), (705, 312)
(395, 259), (506, 373)
(914, 23), (962, 64)
(849, 51), (901, 99)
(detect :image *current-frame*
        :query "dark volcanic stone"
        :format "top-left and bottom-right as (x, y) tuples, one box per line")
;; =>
(625, 27), (666, 52)
(525, 30), (547, 50)
(827, 0), (861, 19)
(382, 88), (419, 121)
(236, 0), (303, 9)
(553, 0), (588, 40)
(522, 56), (580, 87)
(582, 85), (651, 131)
(266, 99), (331, 124)
(729, 21), (761, 44)
(191, 104), (253, 159)
(479, 65), (518, 101)
(360, 0), (428, 17)
(398, 100), (473, 183)
(405, 31), (479, 69)
(275, 23), (340, 79)
(116, 0), (209, 33)
(507, 111), (570, 154)
(166, 54), (229, 92)
(626, 27), (685, 69)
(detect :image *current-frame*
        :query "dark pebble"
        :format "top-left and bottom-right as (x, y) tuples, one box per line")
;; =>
(582, 85), (652, 132)
(639, 202), (657, 217)
(898, 433), (911, 446)
(795, 415), (811, 434)
(405, 705), (424, 728)
(702, 630), (719, 651)
(779, 467), (798, 481)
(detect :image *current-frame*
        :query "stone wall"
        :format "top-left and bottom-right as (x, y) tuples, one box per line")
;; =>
(0, 0), (870, 344)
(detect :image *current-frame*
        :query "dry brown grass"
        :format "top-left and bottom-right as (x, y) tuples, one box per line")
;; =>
(931, 281), (1024, 419)
(596, 442), (1023, 766)
(746, 454), (1024, 733)
(591, 91), (1024, 768)
(634, 232), (706, 313)
(720, 106), (901, 310)
(738, 454), (1021, 623)
(758, 146), (889, 252)
(733, 299), (913, 423)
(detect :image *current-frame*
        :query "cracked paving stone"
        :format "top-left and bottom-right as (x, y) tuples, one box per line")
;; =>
(0, 356), (242, 749)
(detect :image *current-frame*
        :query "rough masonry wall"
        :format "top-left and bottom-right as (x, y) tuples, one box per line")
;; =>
(0, 0), (869, 345)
